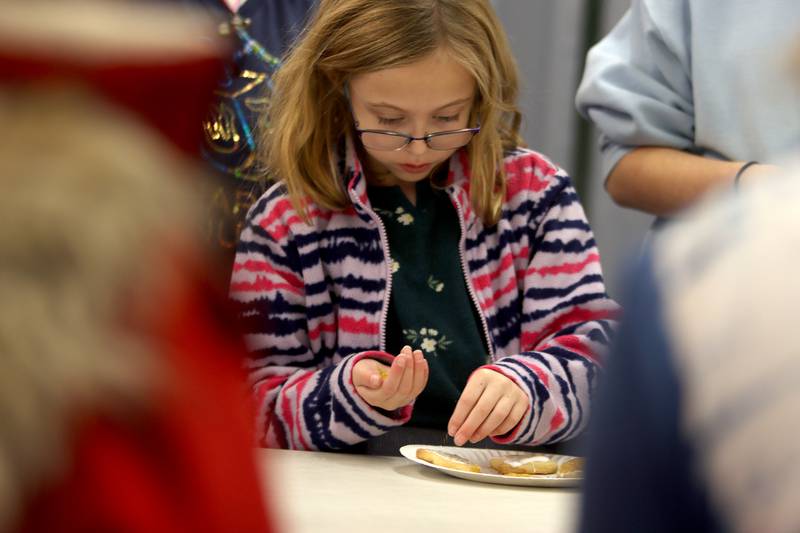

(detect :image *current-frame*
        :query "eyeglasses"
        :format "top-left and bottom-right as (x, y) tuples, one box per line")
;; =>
(354, 122), (481, 151)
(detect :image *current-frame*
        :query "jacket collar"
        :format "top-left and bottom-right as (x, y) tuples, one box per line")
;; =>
(341, 136), (478, 229)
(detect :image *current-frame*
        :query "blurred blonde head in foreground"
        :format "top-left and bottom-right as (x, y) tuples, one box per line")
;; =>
(0, 86), (203, 529)
(0, 2), (273, 531)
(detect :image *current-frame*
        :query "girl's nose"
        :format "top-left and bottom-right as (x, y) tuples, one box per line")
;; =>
(405, 137), (429, 156)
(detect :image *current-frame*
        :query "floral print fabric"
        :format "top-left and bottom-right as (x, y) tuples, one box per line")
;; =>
(367, 178), (488, 429)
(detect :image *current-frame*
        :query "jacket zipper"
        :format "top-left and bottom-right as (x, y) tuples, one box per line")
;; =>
(450, 192), (496, 361)
(354, 197), (392, 352)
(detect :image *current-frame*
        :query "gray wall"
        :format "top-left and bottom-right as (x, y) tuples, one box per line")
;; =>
(493, 0), (651, 298)
(492, 0), (588, 169)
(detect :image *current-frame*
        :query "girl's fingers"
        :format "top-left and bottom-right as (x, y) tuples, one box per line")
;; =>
(448, 374), (487, 438)
(470, 396), (513, 443)
(410, 350), (428, 396)
(492, 400), (528, 437)
(359, 347), (429, 410)
(394, 344), (414, 394)
(380, 354), (405, 397)
(452, 387), (501, 446)
(394, 351), (415, 398)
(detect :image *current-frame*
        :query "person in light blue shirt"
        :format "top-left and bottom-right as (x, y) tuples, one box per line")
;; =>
(575, 0), (800, 217)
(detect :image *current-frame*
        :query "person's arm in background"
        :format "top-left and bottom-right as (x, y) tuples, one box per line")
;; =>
(576, 0), (779, 217)
(608, 147), (779, 216)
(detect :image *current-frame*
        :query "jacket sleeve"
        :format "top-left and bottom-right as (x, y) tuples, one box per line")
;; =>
(574, 0), (694, 179)
(486, 171), (619, 446)
(230, 194), (411, 450)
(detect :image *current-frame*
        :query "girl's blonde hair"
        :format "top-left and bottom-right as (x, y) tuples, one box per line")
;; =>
(263, 0), (524, 225)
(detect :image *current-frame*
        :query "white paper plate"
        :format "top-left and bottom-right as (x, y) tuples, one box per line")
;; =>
(399, 444), (582, 488)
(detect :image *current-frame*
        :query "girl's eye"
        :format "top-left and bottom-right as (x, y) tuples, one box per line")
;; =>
(378, 117), (403, 126)
(436, 114), (460, 123)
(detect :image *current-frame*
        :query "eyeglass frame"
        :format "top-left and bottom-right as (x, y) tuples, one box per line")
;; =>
(353, 121), (481, 151)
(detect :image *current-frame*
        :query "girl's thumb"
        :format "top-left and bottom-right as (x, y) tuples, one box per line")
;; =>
(367, 373), (381, 388)
(354, 362), (381, 389)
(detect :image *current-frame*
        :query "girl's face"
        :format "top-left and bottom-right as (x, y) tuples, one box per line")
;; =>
(348, 47), (476, 190)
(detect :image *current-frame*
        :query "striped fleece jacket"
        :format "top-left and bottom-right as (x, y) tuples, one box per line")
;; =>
(230, 142), (618, 450)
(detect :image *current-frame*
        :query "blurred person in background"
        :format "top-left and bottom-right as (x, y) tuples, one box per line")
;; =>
(578, 39), (800, 531)
(578, 167), (800, 533)
(0, 3), (274, 532)
(575, 0), (800, 219)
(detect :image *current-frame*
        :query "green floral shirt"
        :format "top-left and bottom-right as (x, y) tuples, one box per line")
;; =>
(368, 178), (488, 429)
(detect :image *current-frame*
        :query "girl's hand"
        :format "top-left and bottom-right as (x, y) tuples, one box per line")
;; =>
(353, 345), (428, 411)
(447, 369), (529, 446)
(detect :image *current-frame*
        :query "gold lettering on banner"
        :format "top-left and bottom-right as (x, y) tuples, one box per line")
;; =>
(204, 102), (241, 153)
(219, 70), (267, 99)
(203, 70), (269, 177)
(203, 48), (274, 250)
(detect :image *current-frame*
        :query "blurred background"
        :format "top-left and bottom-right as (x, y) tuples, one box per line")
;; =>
(491, 0), (647, 298)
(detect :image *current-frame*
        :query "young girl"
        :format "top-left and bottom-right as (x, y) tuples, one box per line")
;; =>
(231, 0), (618, 451)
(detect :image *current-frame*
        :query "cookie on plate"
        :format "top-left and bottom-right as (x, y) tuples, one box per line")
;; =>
(416, 448), (481, 473)
(556, 457), (584, 478)
(489, 454), (558, 475)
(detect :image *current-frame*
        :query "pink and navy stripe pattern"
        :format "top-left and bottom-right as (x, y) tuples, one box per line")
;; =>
(231, 143), (618, 450)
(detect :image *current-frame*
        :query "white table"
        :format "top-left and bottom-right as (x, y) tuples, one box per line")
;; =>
(259, 448), (580, 533)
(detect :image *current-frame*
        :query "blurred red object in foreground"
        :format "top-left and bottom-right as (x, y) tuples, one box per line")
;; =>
(0, 2), (275, 532)
(0, 1), (228, 158)
(17, 267), (275, 533)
